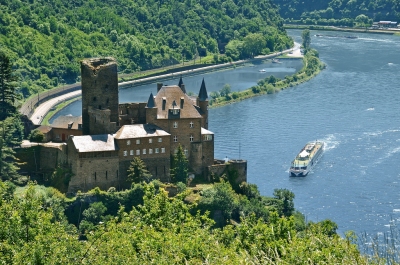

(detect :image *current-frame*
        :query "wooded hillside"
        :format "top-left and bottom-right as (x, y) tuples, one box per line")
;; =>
(273, 0), (400, 25)
(0, 0), (292, 97)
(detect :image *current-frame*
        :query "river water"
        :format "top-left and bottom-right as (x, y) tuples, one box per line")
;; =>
(52, 29), (400, 239)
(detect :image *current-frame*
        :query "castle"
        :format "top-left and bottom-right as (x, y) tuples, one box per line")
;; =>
(22, 57), (247, 193)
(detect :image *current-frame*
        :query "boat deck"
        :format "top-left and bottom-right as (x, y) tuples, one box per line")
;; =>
(291, 141), (324, 167)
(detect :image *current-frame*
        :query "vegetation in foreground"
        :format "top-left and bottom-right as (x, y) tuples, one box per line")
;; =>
(1, 180), (389, 264)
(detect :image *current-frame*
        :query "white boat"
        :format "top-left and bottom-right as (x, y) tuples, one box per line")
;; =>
(272, 59), (281, 63)
(259, 69), (266, 72)
(289, 141), (324, 177)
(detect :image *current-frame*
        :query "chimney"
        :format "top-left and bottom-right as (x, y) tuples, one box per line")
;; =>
(162, 97), (166, 110)
(157, 83), (163, 92)
(180, 97), (184, 109)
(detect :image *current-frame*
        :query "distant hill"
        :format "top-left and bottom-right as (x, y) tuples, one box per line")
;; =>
(0, 0), (292, 96)
(272, 0), (400, 25)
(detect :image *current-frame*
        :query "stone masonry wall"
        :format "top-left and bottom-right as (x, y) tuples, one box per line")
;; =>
(81, 58), (119, 135)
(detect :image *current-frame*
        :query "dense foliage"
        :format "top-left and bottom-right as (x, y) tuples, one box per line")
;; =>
(0, 0), (292, 97)
(0, 181), (384, 264)
(272, 0), (400, 26)
(0, 51), (20, 120)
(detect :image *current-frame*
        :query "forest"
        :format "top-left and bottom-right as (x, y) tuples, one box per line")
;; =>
(272, 0), (400, 26)
(0, 179), (383, 264)
(0, 0), (292, 97)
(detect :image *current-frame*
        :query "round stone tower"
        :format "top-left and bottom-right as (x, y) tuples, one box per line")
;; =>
(81, 57), (119, 135)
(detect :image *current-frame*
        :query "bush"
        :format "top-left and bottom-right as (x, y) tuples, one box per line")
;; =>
(29, 129), (44, 143)
(231, 92), (239, 99)
(176, 182), (187, 193)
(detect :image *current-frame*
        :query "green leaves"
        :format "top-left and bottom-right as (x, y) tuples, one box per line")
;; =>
(170, 144), (188, 183)
(127, 156), (152, 184)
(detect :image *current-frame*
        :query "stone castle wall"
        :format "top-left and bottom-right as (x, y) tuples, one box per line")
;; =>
(81, 58), (119, 135)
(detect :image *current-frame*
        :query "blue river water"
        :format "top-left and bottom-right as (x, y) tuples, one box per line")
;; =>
(52, 29), (400, 240)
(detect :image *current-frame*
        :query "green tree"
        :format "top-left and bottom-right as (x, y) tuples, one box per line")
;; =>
(0, 117), (24, 183)
(127, 157), (152, 184)
(301, 29), (311, 51)
(171, 144), (188, 183)
(243, 33), (266, 58)
(219, 84), (232, 97)
(79, 201), (107, 233)
(0, 51), (19, 120)
(29, 129), (44, 143)
(273, 188), (295, 217)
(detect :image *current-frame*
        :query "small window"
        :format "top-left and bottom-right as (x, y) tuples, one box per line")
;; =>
(123, 151), (127, 156)
(161, 148), (165, 153)
(136, 139), (140, 144)
(136, 150), (140, 155)
(149, 149), (153, 154)
(190, 135), (194, 142)
(190, 121), (194, 128)
(155, 148), (159, 154)
(149, 138), (152, 143)
(143, 149), (146, 155)
(173, 121), (178, 128)
(127, 140), (131, 145)
(158, 137), (162, 143)
(173, 136), (178, 142)
(130, 150), (134, 155)
(204, 135), (213, 141)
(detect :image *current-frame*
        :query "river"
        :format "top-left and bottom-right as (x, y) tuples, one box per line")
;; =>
(52, 29), (400, 241)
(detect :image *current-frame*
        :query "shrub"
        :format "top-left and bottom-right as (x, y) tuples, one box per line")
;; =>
(29, 129), (44, 143)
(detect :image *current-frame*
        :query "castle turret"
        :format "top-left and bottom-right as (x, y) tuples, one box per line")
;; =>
(81, 57), (119, 135)
(178, 76), (186, 94)
(197, 78), (209, 129)
(145, 92), (157, 124)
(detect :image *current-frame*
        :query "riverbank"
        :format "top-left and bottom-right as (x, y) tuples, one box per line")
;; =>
(285, 24), (400, 35)
(23, 44), (301, 124)
(208, 49), (324, 108)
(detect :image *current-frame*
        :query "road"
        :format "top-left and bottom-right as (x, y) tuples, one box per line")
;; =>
(31, 90), (82, 125)
(30, 43), (302, 125)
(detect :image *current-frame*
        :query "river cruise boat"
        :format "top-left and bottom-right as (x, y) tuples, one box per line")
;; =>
(289, 141), (324, 177)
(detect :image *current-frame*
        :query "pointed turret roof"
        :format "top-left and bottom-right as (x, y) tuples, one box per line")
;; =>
(178, 75), (186, 93)
(198, 78), (208, 101)
(146, 93), (155, 108)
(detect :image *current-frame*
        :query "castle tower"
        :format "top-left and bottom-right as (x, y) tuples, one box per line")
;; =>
(197, 78), (209, 129)
(81, 57), (119, 135)
(145, 92), (157, 124)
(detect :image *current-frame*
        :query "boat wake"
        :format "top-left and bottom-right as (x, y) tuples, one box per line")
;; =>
(373, 145), (400, 166)
(321, 134), (340, 152)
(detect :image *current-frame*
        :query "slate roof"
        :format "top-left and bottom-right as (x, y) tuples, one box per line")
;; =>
(71, 134), (117, 153)
(51, 115), (82, 130)
(36, 125), (52, 133)
(146, 93), (155, 108)
(198, 78), (208, 101)
(114, 124), (170, 139)
(155, 85), (202, 119)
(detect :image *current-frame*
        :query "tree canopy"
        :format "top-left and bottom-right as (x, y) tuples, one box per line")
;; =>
(0, 51), (19, 120)
(0, 181), (379, 264)
(0, 0), (292, 97)
(273, 0), (399, 26)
